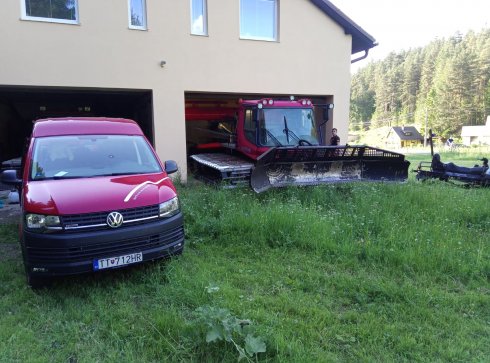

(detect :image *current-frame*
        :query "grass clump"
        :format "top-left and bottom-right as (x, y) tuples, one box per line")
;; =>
(0, 224), (17, 243)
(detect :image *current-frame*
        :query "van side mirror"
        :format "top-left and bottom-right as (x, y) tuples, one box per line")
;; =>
(1, 170), (22, 186)
(164, 160), (178, 175)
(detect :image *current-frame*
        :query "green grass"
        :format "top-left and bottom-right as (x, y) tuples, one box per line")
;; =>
(407, 148), (490, 165)
(0, 153), (489, 362)
(0, 224), (17, 243)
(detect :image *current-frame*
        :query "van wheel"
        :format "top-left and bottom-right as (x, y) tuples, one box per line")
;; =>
(26, 273), (50, 289)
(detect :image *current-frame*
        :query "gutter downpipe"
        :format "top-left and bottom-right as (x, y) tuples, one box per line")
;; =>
(351, 49), (370, 64)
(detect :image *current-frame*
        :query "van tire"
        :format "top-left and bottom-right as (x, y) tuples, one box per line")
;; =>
(27, 274), (50, 289)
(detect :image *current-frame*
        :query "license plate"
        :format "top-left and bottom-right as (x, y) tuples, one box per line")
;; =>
(93, 252), (143, 271)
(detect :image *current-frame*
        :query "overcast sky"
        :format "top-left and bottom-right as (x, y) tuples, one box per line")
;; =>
(330, 0), (490, 71)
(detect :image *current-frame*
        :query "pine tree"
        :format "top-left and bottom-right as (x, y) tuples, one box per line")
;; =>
(350, 28), (490, 138)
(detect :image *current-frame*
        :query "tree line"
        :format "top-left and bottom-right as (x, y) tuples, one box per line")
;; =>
(350, 28), (490, 139)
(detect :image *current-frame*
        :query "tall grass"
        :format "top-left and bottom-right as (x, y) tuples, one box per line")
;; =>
(406, 146), (490, 166)
(0, 154), (488, 362)
(185, 181), (489, 280)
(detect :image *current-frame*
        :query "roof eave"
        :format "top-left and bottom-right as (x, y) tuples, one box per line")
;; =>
(309, 0), (378, 55)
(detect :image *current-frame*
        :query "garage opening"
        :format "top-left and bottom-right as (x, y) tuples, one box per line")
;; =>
(0, 86), (154, 164)
(183, 92), (334, 185)
(184, 92), (333, 158)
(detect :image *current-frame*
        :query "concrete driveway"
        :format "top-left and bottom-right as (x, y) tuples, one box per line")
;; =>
(0, 190), (20, 224)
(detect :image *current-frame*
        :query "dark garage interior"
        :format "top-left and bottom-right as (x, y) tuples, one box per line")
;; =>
(0, 86), (154, 163)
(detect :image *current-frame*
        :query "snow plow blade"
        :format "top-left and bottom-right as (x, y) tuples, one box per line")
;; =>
(250, 145), (410, 193)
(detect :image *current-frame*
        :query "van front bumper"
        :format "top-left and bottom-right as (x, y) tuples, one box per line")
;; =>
(21, 213), (184, 277)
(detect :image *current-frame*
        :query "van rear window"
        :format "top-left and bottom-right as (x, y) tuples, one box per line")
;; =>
(30, 135), (162, 180)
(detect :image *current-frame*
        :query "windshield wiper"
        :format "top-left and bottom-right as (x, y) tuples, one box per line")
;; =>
(95, 172), (145, 177)
(58, 172), (148, 178)
(283, 116), (300, 144)
(52, 175), (83, 179)
(35, 172), (150, 180)
(33, 175), (82, 180)
(265, 130), (283, 146)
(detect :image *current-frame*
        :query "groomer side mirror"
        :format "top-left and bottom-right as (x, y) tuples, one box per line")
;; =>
(323, 103), (334, 120)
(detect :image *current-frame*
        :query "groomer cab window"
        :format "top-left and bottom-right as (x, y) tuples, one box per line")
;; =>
(244, 108), (256, 144)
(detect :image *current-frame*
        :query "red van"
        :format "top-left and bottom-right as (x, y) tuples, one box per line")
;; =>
(1, 118), (184, 287)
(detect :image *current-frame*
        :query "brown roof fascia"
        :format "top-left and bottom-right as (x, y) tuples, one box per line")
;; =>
(309, 0), (378, 55)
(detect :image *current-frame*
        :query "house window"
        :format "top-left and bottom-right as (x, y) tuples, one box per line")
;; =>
(240, 0), (278, 41)
(128, 0), (147, 30)
(190, 0), (207, 35)
(21, 0), (79, 24)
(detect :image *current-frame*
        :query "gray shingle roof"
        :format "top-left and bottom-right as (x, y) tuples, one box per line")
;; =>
(390, 126), (423, 141)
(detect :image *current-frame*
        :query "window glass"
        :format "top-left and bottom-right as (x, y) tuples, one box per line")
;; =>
(259, 108), (318, 146)
(244, 109), (256, 143)
(23, 0), (78, 23)
(31, 135), (161, 180)
(240, 0), (277, 41)
(191, 0), (207, 35)
(129, 0), (147, 29)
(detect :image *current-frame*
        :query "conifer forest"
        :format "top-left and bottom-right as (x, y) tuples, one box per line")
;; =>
(350, 29), (490, 138)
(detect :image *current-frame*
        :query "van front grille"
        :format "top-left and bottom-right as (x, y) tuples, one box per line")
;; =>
(61, 204), (160, 231)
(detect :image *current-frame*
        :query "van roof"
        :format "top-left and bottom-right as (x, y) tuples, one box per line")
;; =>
(32, 117), (145, 137)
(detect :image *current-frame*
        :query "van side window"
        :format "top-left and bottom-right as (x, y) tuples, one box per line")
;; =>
(244, 108), (256, 144)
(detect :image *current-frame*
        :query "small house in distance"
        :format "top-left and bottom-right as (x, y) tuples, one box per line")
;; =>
(386, 126), (423, 148)
(461, 116), (490, 146)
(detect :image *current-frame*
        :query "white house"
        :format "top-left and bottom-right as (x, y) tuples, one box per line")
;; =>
(0, 0), (377, 180)
(461, 116), (490, 146)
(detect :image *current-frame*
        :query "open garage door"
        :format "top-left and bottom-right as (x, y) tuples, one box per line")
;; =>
(0, 86), (154, 164)
(184, 92), (333, 157)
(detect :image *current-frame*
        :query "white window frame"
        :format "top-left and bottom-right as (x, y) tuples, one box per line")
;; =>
(190, 0), (208, 36)
(240, 0), (278, 42)
(128, 0), (147, 30)
(20, 0), (79, 25)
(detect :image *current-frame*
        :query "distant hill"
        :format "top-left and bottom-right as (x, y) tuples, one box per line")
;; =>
(350, 28), (490, 140)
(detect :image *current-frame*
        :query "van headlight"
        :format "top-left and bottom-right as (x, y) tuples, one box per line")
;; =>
(25, 214), (61, 232)
(159, 197), (180, 218)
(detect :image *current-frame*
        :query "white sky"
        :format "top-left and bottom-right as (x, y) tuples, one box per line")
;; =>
(330, 0), (490, 72)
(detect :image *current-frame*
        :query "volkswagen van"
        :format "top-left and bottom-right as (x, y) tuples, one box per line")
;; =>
(1, 118), (184, 287)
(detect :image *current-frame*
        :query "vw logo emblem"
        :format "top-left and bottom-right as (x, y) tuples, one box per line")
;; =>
(107, 212), (124, 228)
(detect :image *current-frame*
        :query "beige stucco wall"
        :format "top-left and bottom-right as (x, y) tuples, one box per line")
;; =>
(0, 0), (353, 180)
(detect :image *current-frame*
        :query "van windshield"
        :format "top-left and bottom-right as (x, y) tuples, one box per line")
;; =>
(30, 135), (162, 180)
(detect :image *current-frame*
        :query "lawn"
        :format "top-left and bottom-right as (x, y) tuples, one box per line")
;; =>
(0, 152), (489, 362)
